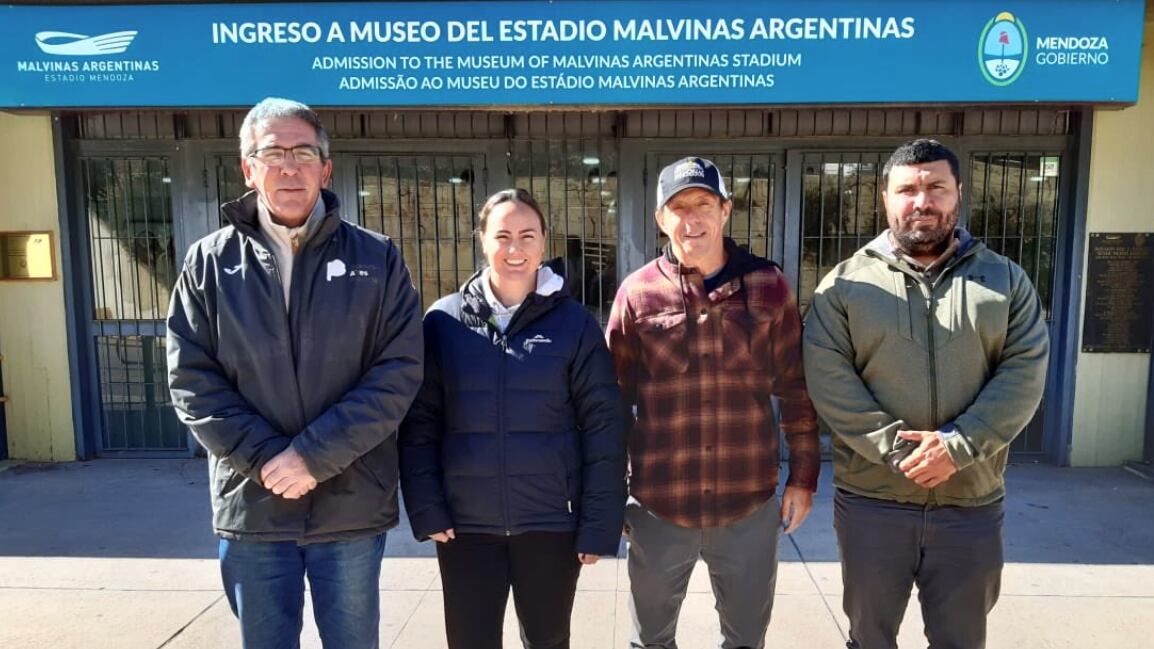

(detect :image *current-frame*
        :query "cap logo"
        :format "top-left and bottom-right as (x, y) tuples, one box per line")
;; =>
(674, 161), (705, 180)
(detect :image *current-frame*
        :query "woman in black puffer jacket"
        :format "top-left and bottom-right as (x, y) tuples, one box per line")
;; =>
(399, 188), (627, 649)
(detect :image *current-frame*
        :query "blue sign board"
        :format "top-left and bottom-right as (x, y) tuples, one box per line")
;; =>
(0, 1), (1145, 108)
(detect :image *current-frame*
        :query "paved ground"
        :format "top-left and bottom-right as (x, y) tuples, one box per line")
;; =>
(0, 459), (1152, 648)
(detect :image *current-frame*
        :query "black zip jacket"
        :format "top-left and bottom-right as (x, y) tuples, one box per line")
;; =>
(166, 190), (423, 543)
(399, 267), (627, 555)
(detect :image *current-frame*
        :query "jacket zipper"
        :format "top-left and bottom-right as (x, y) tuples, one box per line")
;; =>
(497, 333), (513, 536)
(565, 472), (573, 514)
(921, 281), (939, 428)
(252, 234), (311, 526)
(920, 280), (940, 507)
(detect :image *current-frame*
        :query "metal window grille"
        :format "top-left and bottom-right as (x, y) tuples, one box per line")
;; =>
(511, 139), (618, 322)
(968, 153), (1062, 320)
(968, 152), (1062, 455)
(80, 156), (184, 452)
(83, 158), (176, 321)
(357, 155), (482, 311)
(214, 156), (247, 227)
(94, 335), (183, 451)
(798, 152), (888, 312)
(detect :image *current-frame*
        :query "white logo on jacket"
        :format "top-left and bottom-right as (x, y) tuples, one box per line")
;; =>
(326, 259), (347, 282)
(522, 334), (553, 353)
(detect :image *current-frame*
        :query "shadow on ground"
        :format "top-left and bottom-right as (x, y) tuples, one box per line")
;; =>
(1, 460), (1151, 564)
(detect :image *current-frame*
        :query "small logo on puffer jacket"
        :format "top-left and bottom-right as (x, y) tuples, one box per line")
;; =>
(523, 334), (553, 353)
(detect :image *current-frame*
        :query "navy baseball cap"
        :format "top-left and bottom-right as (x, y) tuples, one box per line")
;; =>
(656, 157), (729, 208)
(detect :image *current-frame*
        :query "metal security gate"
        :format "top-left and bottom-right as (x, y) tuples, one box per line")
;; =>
(968, 151), (1063, 454)
(791, 148), (1064, 456)
(77, 155), (186, 454)
(795, 151), (889, 311)
(356, 154), (486, 310)
(511, 139), (619, 322)
(60, 108), (1078, 461)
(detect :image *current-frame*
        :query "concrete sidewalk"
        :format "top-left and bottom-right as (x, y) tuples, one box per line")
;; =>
(1, 459), (1151, 648)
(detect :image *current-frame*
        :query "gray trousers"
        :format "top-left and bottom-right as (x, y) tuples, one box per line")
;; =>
(834, 489), (1004, 649)
(625, 498), (782, 649)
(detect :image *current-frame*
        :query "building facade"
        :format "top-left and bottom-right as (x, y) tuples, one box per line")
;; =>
(0, 1), (1150, 468)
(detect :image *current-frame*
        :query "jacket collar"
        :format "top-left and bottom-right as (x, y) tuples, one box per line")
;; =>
(459, 257), (570, 336)
(221, 189), (343, 249)
(863, 227), (981, 268)
(658, 237), (774, 287)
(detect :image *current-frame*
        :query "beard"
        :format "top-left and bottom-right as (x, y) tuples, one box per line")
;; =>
(891, 207), (958, 256)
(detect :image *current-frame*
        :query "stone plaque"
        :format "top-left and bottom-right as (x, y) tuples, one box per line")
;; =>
(1082, 232), (1154, 353)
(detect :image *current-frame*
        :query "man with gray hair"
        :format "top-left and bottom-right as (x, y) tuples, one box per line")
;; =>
(167, 97), (423, 648)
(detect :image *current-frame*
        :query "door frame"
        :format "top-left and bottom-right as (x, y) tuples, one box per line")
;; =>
(67, 139), (187, 457)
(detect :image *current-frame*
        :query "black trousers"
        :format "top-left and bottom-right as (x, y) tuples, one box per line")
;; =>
(436, 531), (582, 649)
(834, 489), (1005, 649)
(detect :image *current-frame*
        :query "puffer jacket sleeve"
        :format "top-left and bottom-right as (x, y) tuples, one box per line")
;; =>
(943, 261), (1050, 469)
(803, 272), (907, 464)
(290, 241), (424, 483)
(398, 309), (455, 540)
(570, 311), (628, 555)
(166, 248), (291, 479)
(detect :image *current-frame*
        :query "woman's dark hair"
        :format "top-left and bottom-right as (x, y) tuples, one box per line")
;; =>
(476, 188), (548, 235)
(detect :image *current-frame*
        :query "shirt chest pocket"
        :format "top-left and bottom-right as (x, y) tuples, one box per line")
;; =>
(719, 307), (770, 372)
(637, 313), (690, 376)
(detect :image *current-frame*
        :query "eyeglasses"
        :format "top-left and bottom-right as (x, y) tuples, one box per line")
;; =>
(248, 145), (324, 166)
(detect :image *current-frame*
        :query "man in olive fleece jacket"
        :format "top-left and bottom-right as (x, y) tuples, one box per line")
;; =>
(803, 139), (1049, 649)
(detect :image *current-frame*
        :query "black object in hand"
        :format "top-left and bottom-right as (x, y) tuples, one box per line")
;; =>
(885, 436), (917, 473)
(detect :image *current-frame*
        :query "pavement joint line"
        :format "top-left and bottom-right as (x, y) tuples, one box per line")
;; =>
(387, 581), (435, 648)
(155, 593), (225, 649)
(787, 532), (847, 642)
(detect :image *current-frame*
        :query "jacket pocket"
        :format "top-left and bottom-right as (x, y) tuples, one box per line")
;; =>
(637, 312), (689, 375)
(355, 442), (398, 493)
(213, 456), (245, 498)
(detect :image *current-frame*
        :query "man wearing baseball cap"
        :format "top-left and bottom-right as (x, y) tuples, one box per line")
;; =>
(606, 157), (820, 648)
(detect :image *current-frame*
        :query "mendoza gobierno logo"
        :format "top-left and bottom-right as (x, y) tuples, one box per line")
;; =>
(979, 11), (1027, 86)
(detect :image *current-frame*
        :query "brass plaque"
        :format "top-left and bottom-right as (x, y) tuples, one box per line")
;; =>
(0, 231), (56, 280)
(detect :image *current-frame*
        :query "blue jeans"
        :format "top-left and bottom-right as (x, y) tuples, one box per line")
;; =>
(219, 533), (387, 649)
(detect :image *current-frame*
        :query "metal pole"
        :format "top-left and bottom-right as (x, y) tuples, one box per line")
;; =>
(0, 352), (8, 460)
(1145, 350), (1154, 464)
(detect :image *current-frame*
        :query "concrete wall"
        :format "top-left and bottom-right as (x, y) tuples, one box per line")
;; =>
(0, 112), (76, 461)
(1072, 17), (1154, 465)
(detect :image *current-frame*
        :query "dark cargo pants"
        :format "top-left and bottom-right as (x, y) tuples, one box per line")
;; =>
(834, 489), (1004, 649)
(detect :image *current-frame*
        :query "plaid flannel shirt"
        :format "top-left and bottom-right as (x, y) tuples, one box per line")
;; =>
(606, 247), (820, 529)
